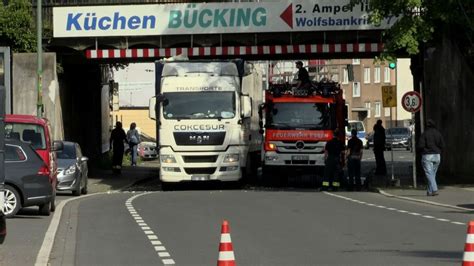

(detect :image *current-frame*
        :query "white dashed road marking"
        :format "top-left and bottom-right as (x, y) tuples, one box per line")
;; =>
(126, 193), (176, 265)
(324, 192), (466, 226)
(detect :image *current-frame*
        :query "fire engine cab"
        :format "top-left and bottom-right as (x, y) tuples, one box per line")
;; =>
(258, 79), (347, 184)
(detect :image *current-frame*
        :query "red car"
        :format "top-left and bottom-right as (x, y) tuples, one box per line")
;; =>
(5, 114), (60, 212)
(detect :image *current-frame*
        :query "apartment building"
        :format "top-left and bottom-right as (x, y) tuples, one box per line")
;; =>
(307, 58), (413, 132)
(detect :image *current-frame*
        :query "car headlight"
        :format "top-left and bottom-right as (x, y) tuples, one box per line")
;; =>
(160, 155), (176, 164)
(65, 165), (76, 175)
(223, 154), (239, 163)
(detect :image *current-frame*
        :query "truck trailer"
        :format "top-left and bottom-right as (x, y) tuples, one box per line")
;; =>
(149, 59), (263, 188)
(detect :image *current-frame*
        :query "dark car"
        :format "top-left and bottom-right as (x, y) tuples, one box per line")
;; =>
(365, 131), (374, 149)
(56, 141), (88, 196)
(3, 139), (54, 217)
(385, 127), (412, 151)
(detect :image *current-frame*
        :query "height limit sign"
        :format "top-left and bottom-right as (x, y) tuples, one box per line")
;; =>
(402, 91), (422, 112)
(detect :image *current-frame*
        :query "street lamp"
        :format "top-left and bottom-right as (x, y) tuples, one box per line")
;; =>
(36, 0), (43, 118)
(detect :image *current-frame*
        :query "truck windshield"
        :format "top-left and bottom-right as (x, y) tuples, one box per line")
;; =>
(267, 103), (332, 130)
(163, 92), (236, 120)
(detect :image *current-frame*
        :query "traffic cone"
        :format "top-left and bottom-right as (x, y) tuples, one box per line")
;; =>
(463, 221), (474, 266)
(217, 220), (236, 266)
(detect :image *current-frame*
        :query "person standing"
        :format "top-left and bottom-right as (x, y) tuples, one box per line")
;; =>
(418, 119), (445, 196)
(127, 122), (141, 166)
(110, 121), (127, 172)
(373, 119), (387, 175)
(346, 129), (363, 191)
(322, 130), (344, 191)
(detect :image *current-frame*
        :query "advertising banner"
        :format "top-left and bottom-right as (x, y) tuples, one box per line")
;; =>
(53, 0), (398, 38)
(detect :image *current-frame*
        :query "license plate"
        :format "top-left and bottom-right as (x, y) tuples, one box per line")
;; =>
(292, 155), (309, 161)
(191, 175), (210, 181)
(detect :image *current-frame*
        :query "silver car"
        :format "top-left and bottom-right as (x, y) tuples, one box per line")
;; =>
(56, 141), (89, 196)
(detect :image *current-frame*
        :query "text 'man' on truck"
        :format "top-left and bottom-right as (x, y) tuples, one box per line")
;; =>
(149, 59), (263, 187)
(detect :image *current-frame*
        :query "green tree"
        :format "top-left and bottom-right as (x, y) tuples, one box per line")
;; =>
(0, 0), (36, 52)
(352, 0), (473, 62)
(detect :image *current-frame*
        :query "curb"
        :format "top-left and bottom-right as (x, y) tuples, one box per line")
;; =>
(375, 187), (474, 212)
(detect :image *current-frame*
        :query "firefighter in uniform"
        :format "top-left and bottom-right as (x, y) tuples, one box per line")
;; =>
(322, 129), (345, 191)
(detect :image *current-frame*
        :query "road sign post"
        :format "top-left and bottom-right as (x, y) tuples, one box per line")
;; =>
(382, 85), (397, 184)
(401, 91), (423, 189)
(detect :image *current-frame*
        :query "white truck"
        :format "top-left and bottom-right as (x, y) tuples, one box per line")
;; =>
(149, 59), (262, 187)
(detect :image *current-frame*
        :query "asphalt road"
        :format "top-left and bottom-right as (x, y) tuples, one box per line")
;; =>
(47, 189), (467, 266)
(2, 150), (466, 266)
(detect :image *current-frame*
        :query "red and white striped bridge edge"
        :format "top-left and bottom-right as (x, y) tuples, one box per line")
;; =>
(85, 43), (383, 59)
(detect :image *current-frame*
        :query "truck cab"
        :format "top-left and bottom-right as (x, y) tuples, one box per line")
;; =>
(149, 60), (262, 186)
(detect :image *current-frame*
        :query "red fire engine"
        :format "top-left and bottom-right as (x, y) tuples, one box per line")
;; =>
(258, 78), (347, 184)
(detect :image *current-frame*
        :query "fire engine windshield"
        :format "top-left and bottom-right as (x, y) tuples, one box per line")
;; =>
(266, 103), (333, 129)
(162, 92), (236, 120)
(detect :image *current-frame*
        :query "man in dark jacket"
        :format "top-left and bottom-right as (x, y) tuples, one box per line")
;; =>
(295, 61), (311, 90)
(346, 129), (363, 191)
(418, 119), (445, 196)
(110, 121), (127, 172)
(322, 130), (344, 191)
(373, 119), (386, 175)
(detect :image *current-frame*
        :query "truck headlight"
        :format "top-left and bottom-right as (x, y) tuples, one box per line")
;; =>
(160, 155), (176, 164)
(223, 154), (239, 163)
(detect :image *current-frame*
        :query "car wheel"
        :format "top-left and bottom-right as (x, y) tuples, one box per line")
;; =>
(39, 202), (51, 216)
(4, 185), (21, 218)
(50, 189), (56, 212)
(81, 178), (88, 195)
(72, 177), (81, 196)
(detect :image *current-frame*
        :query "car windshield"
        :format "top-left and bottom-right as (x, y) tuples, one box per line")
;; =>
(5, 123), (46, 150)
(57, 144), (76, 159)
(266, 102), (333, 129)
(387, 128), (410, 135)
(163, 92), (236, 120)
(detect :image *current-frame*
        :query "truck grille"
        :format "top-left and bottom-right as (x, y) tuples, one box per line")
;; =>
(182, 155), (218, 163)
(184, 168), (216, 175)
(174, 132), (226, 145)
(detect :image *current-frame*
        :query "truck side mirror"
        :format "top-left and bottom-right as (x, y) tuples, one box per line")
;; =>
(241, 95), (252, 118)
(149, 97), (157, 120)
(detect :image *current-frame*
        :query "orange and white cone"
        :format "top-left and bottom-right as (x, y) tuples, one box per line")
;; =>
(463, 221), (474, 266)
(217, 220), (236, 266)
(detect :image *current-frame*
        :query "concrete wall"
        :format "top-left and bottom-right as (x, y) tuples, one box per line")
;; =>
(424, 36), (474, 181)
(12, 53), (64, 140)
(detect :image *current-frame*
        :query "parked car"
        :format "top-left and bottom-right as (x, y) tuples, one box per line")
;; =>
(3, 138), (54, 217)
(365, 131), (374, 149)
(345, 120), (367, 147)
(385, 127), (412, 151)
(5, 114), (61, 212)
(138, 141), (158, 160)
(56, 141), (89, 196)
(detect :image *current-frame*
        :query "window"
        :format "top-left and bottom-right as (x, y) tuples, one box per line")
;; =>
(374, 67), (380, 83)
(365, 102), (371, 118)
(342, 68), (348, 84)
(352, 59), (360, 65)
(385, 107), (391, 117)
(364, 67), (371, 84)
(384, 67), (391, 83)
(375, 102), (381, 117)
(5, 145), (26, 161)
(353, 82), (360, 97)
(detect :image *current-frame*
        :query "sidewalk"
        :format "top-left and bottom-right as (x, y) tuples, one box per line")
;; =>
(376, 186), (474, 211)
(87, 164), (158, 193)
